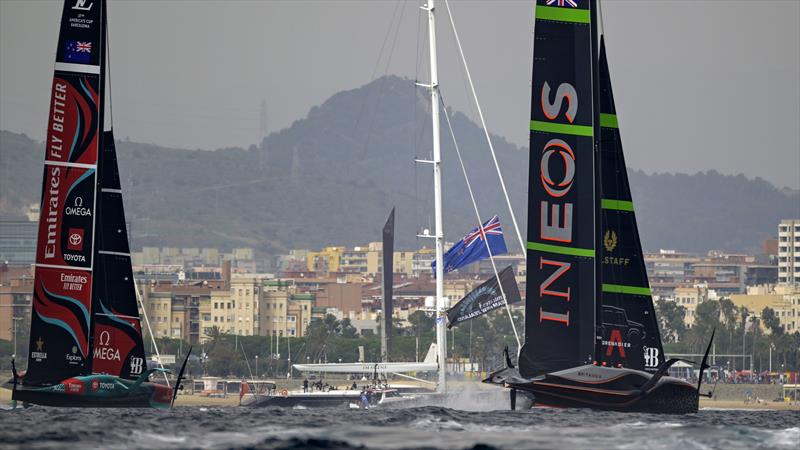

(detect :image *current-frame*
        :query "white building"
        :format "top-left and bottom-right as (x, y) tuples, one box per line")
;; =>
(778, 220), (800, 286)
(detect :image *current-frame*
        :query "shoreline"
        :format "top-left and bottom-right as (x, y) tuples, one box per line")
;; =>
(2, 387), (798, 410)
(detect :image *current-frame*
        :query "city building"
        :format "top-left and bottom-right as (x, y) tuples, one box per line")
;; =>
(673, 284), (713, 327)
(208, 290), (234, 335)
(0, 221), (37, 265)
(306, 246), (344, 275)
(339, 243), (381, 275)
(139, 281), (221, 343)
(730, 285), (800, 333)
(229, 275), (264, 336)
(644, 250), (702, 296)
(131, 246), (257, 270)
(0, 265), (33, 345)
(258, 281), (313, 338)
(314, 281), (363, 314)
(411, 248), (435, 277)
(778, 219), (800, 286)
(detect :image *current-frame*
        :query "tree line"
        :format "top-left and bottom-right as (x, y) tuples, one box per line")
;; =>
(656, 298), (800, 372)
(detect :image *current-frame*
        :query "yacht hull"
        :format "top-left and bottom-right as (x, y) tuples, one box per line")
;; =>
(10, 374), (173, 408)
(485, 364), (698, 414)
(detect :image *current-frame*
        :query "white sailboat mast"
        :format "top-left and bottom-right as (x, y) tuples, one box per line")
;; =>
(424, 0), (447, 394)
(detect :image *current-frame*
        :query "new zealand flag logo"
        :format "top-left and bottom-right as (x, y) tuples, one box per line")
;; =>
(65, 41), (92, 63)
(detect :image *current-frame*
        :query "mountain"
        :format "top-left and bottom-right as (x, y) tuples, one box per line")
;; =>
(1, 76), (797, 255)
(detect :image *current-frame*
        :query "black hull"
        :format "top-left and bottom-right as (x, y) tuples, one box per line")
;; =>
(515, 377), (698, 414)
(8, 373), (173, 408)
(11, 388), (154, 408)
(486, 364), (699, 414)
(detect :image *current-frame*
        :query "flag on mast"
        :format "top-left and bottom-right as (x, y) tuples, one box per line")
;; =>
(432, 215), (508, 275)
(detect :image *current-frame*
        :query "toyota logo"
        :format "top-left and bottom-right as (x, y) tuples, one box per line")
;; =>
(69, 233), (82, 246)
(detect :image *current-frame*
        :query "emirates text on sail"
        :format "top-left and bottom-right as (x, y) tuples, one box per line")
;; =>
(44, 166), (61, 259)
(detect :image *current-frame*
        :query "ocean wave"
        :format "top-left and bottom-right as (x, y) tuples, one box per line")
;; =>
(0, 405), (798, 450)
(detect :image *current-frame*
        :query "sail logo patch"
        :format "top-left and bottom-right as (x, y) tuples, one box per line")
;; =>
(65, 196), (92, 217)
(67, 228), (84, 251)
(130, 357), (144, 375)
(546, 0), (578, 6)
(31, 336), (48, 361)
(65, 41), (92, 64)
(66, 345), (83, 365)
(603, 329), (629, 358)
(72, 0), (93, 10)
(603, 230), (617, 252)
(60, 272), (88, 292)
(64, 378), (85, 395)
(603, 230), (631, 266)
(643, 346), (660, 368)
(93, 330), (122, 361)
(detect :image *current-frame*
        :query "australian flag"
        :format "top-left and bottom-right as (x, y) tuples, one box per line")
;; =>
(432, 215), (508, 276)
(64, 41), (92, 64)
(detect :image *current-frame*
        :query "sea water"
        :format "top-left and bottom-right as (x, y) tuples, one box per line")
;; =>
(1, 404), (797, 449)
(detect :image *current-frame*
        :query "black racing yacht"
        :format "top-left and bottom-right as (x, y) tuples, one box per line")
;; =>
(483, 0), (713, 414)
(9, 0), (190, 408)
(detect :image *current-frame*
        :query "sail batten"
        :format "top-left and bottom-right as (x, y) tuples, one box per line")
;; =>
(527, 242), (595, 258)
(530, 120), (594, 137)
(600, 199), (634, 211)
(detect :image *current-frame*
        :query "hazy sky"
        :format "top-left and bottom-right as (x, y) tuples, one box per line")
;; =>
(1, 0), (798, 189)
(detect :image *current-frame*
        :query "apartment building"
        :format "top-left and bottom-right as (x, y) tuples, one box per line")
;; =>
(306, 246), (344, 275)
(730, 285), (800, 333)
(0, 265), (33, 343)
(229, 275), (264, 336)
(258, 281), (313, 338)
(673, 284), (712, 327)
(778, 219), (800, 286)
(340, 243), (381, 275)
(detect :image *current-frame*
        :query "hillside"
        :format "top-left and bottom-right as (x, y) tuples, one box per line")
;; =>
(1, 76), (797, 254)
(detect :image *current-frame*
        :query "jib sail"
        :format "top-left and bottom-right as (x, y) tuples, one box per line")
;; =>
(595, 38), (664, 372)
(520, 0), (599, 377)
(91, 130), (147, 380)
(25, 0), (105, 384)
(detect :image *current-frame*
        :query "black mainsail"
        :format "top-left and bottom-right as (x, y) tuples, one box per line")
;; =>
(595, 38), (664, 372)
(521, 0), (598, 377)
(91, 130), (147, 379)
(26, 0), (106, 385)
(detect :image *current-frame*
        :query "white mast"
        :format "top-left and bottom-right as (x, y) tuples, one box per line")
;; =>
(422, 0), (447, 394)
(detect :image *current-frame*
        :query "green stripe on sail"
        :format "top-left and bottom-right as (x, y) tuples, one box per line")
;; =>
(600, 113), (618, 129)
(531, 120), (593, 137)
(601, 199), (634, 212)
(528, 241), (595, 258)
(536, 6), (590, 24)
(602, 283), (652, 296)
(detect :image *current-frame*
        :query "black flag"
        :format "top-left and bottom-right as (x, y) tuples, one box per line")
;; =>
(446, 266), (521, 328)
